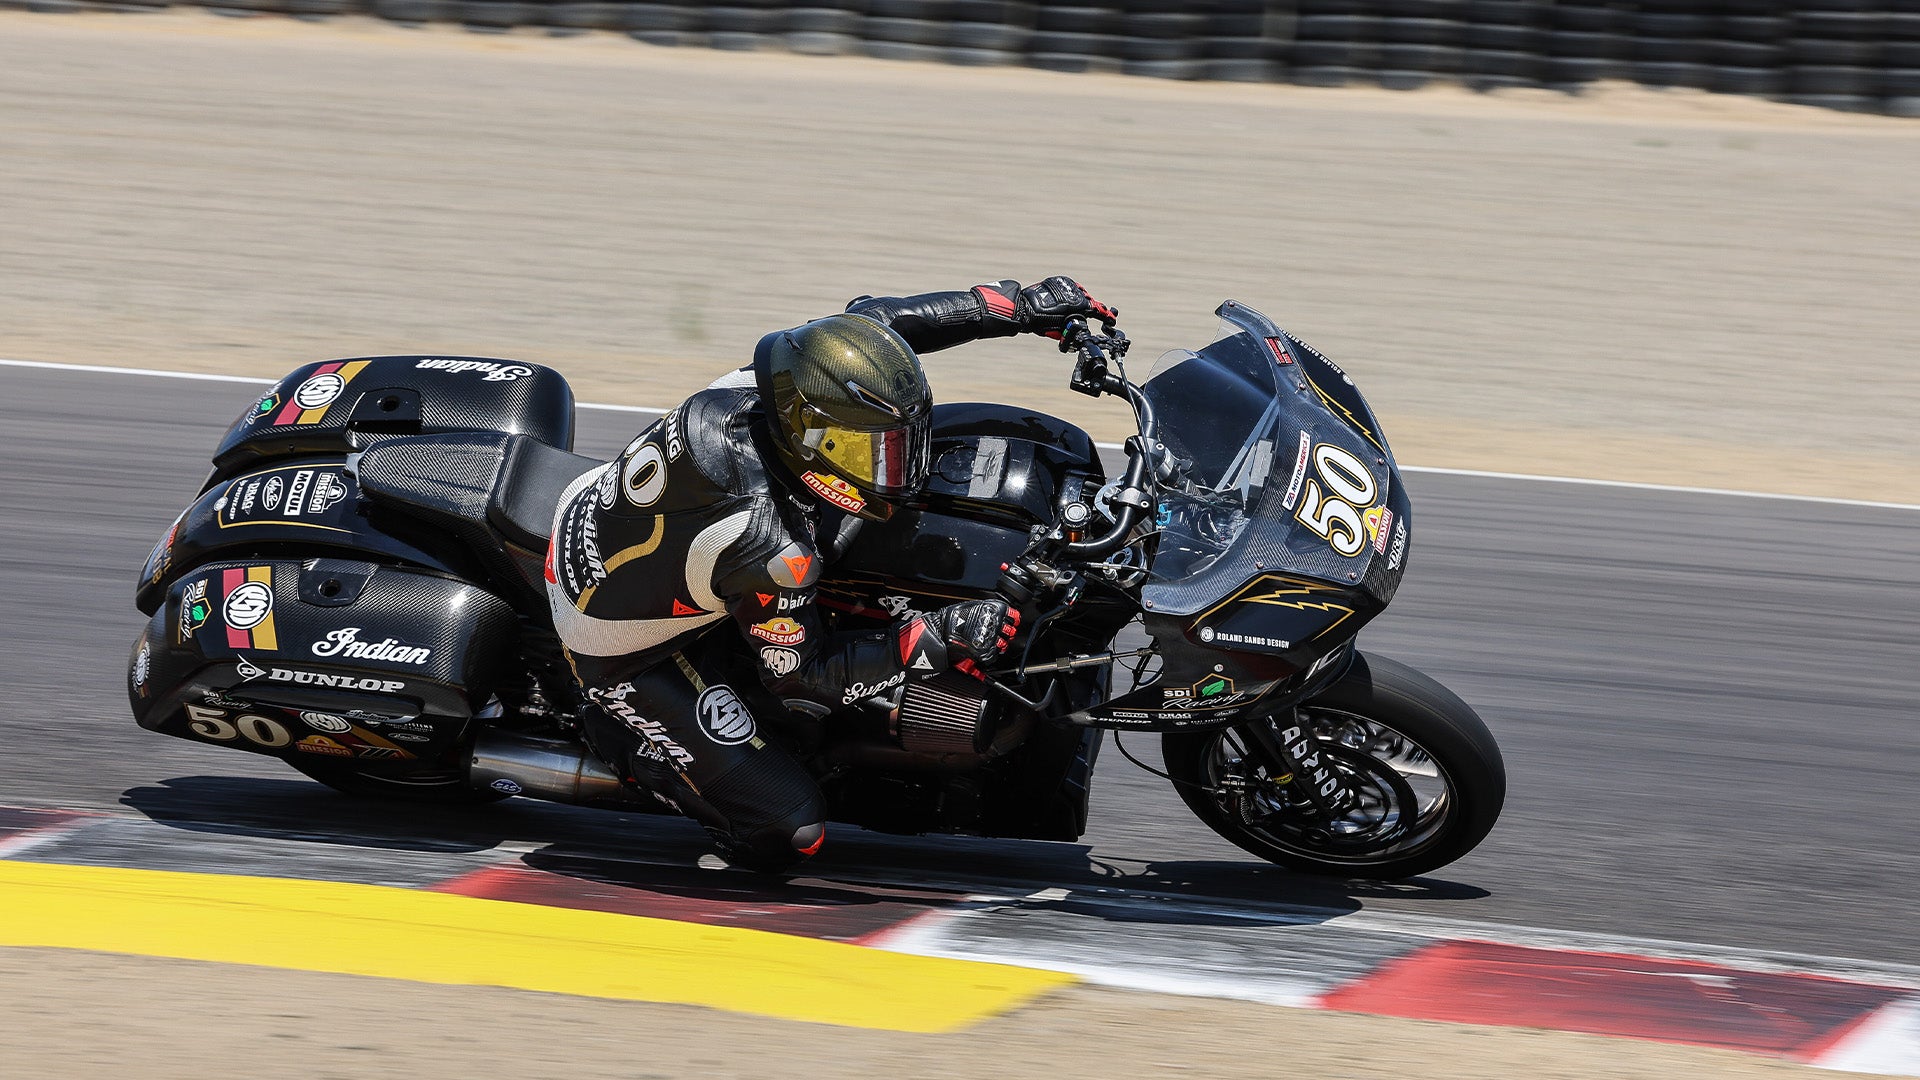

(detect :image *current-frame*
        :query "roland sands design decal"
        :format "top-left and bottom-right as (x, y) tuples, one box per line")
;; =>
(1284, 441), (1389, 559)
(1193, 575), (1359, 650)
(219, 566), (278, 651)
(251, 360), (371, 428)
(216, 465), (353, 532)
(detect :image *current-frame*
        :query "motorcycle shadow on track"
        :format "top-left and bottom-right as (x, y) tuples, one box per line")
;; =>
(116, 776), (1488, 923)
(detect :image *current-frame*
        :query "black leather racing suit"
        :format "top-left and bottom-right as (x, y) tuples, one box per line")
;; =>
(544, 284), (1034, 865)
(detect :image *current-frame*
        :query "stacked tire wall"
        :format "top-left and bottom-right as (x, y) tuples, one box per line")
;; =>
(27, 0), (1920, 116)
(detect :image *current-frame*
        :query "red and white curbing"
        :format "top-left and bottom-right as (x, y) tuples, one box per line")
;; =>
(867, 892), (1920, 1077)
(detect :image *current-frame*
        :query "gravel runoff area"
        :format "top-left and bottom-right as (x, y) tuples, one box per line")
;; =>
(0, 10), (1910, 1076)
(3, 9), (1919, 502)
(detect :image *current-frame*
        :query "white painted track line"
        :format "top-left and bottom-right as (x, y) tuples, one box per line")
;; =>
(6, 356), (1918, 512)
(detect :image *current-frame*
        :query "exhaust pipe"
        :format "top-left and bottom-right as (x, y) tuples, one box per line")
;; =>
(470, 730), (648, 808)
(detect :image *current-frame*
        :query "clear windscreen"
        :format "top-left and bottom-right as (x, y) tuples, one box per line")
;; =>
(1140, 328), (1285, 581)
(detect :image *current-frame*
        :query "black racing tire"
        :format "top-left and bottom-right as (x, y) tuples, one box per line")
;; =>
(1163, 652), (1506, 880)
(1204, 58), (1282, 82)
(786, 31), (859, 55)
(1029, 31), (1123, 58)
(1035, 6), (1117, 34)
(288, 757), (508, 805)
(1713, 66), (1785, 96)
(948, 20), (1028, 50)
(1028, 51), (1125, 74)
(863, 16), (943, 45)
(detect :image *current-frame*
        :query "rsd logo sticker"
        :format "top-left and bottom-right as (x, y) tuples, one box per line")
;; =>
(759, 646), (801, 677)
(695, 685), (755, 745)
(220, 567), (278, 650)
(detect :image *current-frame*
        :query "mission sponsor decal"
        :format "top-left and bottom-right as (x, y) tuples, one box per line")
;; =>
(263, 360), (371, 427)
(748, 617), (805, 646)
(295, 735), (354, 758)
(695, 685), (756, 745)
(221, 566), (278, 650)
(1366, 506), (1394, 555)
(310, 627), (432, 665)
(216, 466), (353, 531)
(413, 358), (534, 381)
(801, 471), (866, 514)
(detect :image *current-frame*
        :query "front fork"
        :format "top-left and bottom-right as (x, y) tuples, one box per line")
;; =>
(1238, 708), (1358, 818)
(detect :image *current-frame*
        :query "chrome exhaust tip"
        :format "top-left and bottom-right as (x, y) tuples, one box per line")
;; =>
(470, 729), (642, 807)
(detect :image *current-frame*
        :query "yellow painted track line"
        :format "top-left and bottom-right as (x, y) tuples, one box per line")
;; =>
(0, 860), (1073, 1032)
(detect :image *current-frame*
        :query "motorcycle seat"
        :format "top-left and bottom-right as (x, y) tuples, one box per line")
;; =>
(356, 432), (598, 604)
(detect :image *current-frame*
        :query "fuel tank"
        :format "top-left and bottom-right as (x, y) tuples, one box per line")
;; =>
(824, 401), (1105, 616)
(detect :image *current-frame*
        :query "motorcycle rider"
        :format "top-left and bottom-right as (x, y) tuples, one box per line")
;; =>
(545, 276), (1117, 870)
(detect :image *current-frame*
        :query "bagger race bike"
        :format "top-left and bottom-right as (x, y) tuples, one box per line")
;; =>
(128, 302), (1505, 878)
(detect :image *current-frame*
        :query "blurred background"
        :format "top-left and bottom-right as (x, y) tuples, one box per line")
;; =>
(4, 0), (1919, 501)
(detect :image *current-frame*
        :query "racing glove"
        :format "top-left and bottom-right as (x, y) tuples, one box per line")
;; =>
(905, 600), (1020, 680)
(973, 277), (1118, 337)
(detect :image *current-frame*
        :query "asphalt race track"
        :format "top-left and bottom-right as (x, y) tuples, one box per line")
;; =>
(4, 360), (1916, 967)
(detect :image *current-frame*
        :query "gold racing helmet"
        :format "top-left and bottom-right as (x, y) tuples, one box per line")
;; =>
(753, 313), (933, 521)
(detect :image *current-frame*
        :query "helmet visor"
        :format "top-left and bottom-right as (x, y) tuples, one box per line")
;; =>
(800, 409), (931, 498)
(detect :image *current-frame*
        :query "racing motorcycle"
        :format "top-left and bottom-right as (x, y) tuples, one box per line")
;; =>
(128, 302), (1505, 879)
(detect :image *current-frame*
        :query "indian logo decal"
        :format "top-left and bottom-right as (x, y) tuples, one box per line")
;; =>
(265, 360), (371, 427)
(221, 566), (279, 650)
(801, 471), (866, 514)
(749, 618), (805, 646)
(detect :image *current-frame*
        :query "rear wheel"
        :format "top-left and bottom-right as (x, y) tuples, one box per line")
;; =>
(1163, 651), (1504, 879)
(286, 757), (507, 804)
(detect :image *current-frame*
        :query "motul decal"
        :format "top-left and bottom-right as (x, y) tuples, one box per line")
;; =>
(221, 566), (278, 651)
(268, 360), (370, 427)
(801, 471), (866, 514)
(749, 618), (805, 646)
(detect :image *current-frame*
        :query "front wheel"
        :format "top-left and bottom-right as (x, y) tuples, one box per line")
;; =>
(1162, 651), (1505, 879)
